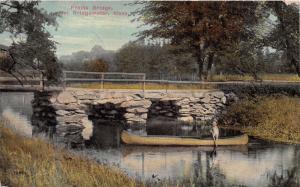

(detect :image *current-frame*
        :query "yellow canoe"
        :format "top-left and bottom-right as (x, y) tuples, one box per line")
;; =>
(121, 131), (249, 146)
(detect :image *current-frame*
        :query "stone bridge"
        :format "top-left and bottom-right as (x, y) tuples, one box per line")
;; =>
(32, 89), (237, 147)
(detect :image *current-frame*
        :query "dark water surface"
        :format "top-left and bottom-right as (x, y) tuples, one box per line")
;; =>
(1, 92), (299, 187)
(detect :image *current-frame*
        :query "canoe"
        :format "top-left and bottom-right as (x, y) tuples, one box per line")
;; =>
(121, 131), (249, 146)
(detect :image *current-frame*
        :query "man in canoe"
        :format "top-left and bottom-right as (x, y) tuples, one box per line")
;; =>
(211, 119), (219, 147)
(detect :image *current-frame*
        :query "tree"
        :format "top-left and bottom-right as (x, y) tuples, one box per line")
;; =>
(132, 1), (259, 80)
(115, 41), (197, 80)
(84, 59), (108, 72)
(266, 2), (300, 77)
(214, 41), (265, 80)
(115, 42), (147, 73)
(0, 1), (61, 84)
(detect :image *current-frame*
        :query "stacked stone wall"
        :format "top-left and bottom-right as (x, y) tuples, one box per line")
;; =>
(32, 90), (237, 146)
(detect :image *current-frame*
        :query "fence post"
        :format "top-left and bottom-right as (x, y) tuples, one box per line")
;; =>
(142, 74), (146, 98)
(101, 73), (104, 89)
(39, 73), (44, 90)
(166, 80), (169, 94)
(63, 71), (66, 90)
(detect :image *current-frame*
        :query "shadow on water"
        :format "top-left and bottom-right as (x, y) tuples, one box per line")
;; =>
(146, 116), (242, 138)
(85, 119), (123, 149)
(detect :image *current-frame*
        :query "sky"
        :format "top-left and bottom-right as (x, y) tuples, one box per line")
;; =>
(0, 1), (143, 57)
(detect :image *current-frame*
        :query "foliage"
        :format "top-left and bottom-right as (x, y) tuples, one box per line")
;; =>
(222, 84), (300, 98)
(60, 45), (116, 72)
(266, 2), (300, 77)
(133, 1), (259, 80)
(62, 61), (85, 71)
(0, 122), (142, 187)
(214, 42), (266, 80)
(84, 58), (108, 72)
(133, 1), (300, 80)
(115, 41), (197, 80)
(211, 74), (300, 82)
(220, 96), (300, 143)
(0, 1), (61, 83)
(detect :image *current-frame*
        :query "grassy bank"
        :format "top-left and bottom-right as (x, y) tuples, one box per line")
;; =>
(220, 96), (300, 144)
(0, 122), (143, 187)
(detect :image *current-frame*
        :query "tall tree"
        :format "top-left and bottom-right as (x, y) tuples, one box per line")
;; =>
(267, 1), (300, 77)
(0, 1), (61, 84)
(115, 41), (197, 80)
(132, 1), (259, 80)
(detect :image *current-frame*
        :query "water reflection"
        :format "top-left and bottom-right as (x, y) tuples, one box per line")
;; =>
(0, 92), (33, 117)
(0, 92), (33, 137)
(1, 108), (32, 137)
(86, 119), (122, 149)
(146, 118), (241, 138)
(82, 144), (299, 187)
(84, 120), (300, 187)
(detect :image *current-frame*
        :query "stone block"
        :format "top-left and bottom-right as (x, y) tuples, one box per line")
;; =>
(124, 113), (136, 119)
(126, 107), (148, 113)
(52, 104), (78, 111)
(140, 113), (148, 119)
(201, 95), (211, 103)
(211, 91), (225, 99)
(120, 100), (151, 108)
(56, 114), (86, 124)
(56, 110), (70, 116)
(57, 92), (77, 104)
(178, 116), (194, 123)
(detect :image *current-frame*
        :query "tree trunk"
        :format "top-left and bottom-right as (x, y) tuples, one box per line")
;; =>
(197, 55), (204, 81)
(291, 58), (300, 77)
(206, 52), (214, 80)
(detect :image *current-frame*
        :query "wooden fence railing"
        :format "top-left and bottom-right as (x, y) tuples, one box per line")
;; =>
(0, 70), (299, 92)
(63, 70), (146, 92)
(0, 70), (45, 89)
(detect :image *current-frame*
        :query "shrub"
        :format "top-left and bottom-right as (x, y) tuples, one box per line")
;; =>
(222, 84), (300, 97)
(220, 96), (300, 143)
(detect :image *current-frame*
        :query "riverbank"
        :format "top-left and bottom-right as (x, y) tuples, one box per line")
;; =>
(0, 121), (143, 187)
(220, 96), (300, 144)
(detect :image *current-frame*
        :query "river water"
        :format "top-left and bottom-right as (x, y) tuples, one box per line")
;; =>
(0, 92), (299, 187)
